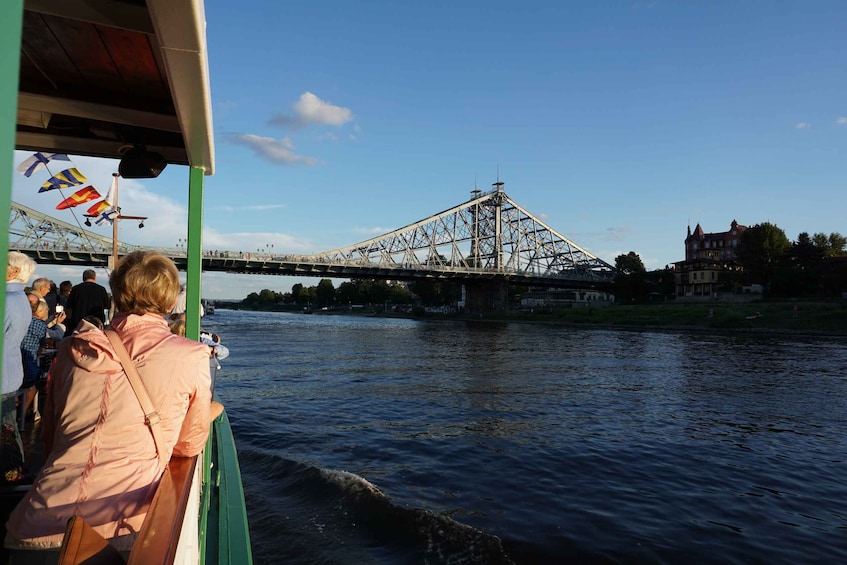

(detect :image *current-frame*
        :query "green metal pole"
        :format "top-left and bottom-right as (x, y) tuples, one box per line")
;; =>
(0, 1), (24, 395)
(185, 166), (205, 341)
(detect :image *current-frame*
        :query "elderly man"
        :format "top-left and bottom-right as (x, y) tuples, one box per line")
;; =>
(30, 277), (57, 317)
(5, 252), (36, 396)
(3, 252), (37, 477)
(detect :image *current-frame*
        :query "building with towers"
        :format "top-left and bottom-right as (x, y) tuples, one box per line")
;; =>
(674, 220), (748, 299)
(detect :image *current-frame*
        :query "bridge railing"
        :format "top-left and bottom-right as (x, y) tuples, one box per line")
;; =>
(15, 244), (615, 282)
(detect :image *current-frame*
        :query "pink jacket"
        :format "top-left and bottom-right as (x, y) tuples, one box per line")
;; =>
(6, 313), (211, 547)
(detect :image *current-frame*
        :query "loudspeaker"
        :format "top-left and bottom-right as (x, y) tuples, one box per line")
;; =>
(118, 148), (167, 178)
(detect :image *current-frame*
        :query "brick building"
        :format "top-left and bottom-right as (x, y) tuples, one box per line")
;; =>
(674, 220), (747, 299)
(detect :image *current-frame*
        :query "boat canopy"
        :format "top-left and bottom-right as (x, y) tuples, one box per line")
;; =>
(3, 0), (216, 369)
(15, 0), (215, 173)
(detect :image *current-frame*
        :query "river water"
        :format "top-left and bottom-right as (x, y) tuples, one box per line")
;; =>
(201, 309), (847, 564)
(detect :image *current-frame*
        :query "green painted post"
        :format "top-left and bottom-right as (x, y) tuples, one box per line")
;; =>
(185, 166), (205, 341)
(0, 1), (25, 395)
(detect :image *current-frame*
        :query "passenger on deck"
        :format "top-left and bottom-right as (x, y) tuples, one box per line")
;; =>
(168, 318), (225, 419)
(5, 251), (212, 555)
(63, 269), (110, 336)
(4, 253), (37, 396)
(3, 252), (37, 474)
(169, 283), (204, 318)
(19, 300), (50, 420)
(56, 281), (72, 309)
(29, 278), (57, 317)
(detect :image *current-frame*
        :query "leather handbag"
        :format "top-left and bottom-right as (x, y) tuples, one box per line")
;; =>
(57, 516), (125, 565)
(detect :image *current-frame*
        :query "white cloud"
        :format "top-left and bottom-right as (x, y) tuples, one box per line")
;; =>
(353, 226), (391, 235)
(269, 92), (354, 129)
(216, 203), (287, 212)
(836, 117), (847, 126)
(229, 134), (318, 166)
(795, 122), (811, 129)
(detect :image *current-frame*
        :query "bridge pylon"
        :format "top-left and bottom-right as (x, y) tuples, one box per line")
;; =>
(463, 279), (509, 315)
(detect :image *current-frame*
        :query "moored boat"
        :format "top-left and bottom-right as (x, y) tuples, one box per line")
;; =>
(2, 0), (252, 562)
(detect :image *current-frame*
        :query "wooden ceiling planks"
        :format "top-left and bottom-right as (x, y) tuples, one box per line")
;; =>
(45, 14), (121, 99)
(19, 11), (78, 95)
(99, 25), (170, 112)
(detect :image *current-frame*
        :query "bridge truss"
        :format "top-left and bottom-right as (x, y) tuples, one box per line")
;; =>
(10, 201), (138, 256)
(314, 187), (615, 284)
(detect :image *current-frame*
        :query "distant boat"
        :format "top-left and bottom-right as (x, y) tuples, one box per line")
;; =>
(203, 299), (216, 315)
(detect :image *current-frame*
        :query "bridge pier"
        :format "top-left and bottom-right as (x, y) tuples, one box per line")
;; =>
(462, 280), (509, 315)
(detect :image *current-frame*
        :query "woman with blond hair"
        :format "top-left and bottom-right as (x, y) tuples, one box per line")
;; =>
(5, 251), (211, 556)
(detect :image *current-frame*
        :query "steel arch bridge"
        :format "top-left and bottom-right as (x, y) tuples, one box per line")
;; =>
(313, 186), (615, 285)
(9, 187), (616, 289)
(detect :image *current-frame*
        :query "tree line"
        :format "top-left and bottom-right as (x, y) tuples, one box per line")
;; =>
(237, 278), (464, 311)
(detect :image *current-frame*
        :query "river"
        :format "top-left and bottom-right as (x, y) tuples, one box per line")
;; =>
(200, 309), (847, 564)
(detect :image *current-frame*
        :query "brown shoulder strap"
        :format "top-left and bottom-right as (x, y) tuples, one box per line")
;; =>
(104, 329), (166, 467)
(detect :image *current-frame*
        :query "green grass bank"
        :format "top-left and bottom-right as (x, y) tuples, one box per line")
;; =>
(430, 301), (847, 336)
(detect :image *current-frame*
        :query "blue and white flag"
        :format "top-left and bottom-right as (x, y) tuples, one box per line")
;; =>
(16, 152), (70, 177)
(94, 207), (119, 226)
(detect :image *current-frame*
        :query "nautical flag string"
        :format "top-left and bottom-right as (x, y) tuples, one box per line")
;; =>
(39, 168), (87, 192)
(102, 174), (117, 207)
(85, 174), (117, 216)
(87, 200), (111, 216)
(94, 207), (119, 226)
(56, 186), (101, 210)
(15, 152), (70, 177)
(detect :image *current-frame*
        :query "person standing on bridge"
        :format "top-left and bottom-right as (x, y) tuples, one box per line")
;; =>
(64, 269), (110, 336)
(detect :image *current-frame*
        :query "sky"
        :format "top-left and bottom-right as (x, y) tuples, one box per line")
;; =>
(11, 1), (846, 299)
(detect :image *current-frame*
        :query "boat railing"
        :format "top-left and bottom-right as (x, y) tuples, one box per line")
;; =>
(124, 407), (252, 564)
(127, 455), (199, 564)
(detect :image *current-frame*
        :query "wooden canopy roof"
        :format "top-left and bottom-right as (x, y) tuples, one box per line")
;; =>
(16, 0), (215, 174)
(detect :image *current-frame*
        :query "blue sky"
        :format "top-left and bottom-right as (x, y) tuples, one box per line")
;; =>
(12, 1), (846, 299)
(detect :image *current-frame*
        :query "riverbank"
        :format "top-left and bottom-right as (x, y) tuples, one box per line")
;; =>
(421, 301), (847, 336)
(220, 300), (847, 336)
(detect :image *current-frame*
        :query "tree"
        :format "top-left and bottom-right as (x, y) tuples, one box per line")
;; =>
(615, 252), (646, 275)
(315, 279), (335, 307)
(613, 251), (648, 303)
(735, 222), (790, 288)
(298, 286), (317, 306)
(291, 283), (303, 303)
(645, 266), (675, 299)
(390, 284), (411, 305)
(813, 232), (847, 257)
(337, 281), (360, 305)
(793, 232), (821, 268)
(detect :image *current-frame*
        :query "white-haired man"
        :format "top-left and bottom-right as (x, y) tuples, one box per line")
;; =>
(5, 252), (36, 396)
(3, 252), (37, 477)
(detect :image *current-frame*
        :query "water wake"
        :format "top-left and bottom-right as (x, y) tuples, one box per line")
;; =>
(240, 450), (514, 564)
